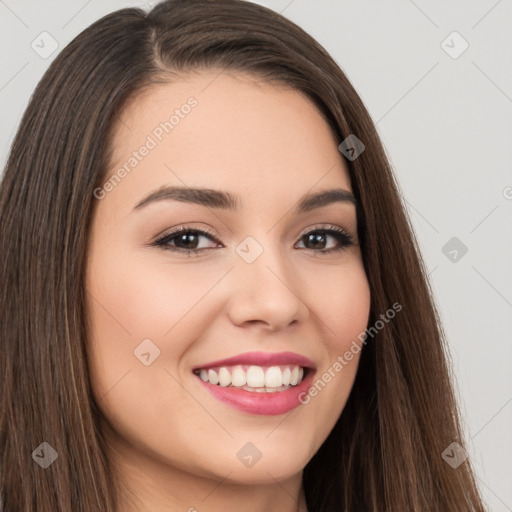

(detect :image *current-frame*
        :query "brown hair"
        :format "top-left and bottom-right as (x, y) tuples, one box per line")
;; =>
(0, 1), (487, 510)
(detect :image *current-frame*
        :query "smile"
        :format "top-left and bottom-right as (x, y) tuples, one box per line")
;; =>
(193, 364), (306, 392)
(192, 351), (316, 415)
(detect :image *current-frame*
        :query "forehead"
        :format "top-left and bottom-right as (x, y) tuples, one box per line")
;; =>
(104, 70), (352, 212)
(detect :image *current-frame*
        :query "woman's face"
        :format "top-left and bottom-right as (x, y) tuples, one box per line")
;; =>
(85, 70), (371, 488)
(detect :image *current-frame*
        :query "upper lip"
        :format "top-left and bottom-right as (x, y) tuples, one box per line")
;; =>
(192, 351), (316, 371)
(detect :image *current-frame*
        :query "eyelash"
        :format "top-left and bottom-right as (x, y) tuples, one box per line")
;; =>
(151, 225), (356, 257)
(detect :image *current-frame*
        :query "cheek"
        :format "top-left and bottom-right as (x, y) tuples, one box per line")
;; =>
(309, 258), (371, 349)
(84, 246), (226, 396)
(84, 249), (219, 453)
(87, 253), (212, 339)
(296, 258), (370, 431)
(85, 245), (229, 372)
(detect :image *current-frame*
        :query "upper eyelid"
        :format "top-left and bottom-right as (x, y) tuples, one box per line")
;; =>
(154, 226), (218, 243)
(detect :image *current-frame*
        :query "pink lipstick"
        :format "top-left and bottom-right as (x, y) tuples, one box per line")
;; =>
(192, 351), (316, 415)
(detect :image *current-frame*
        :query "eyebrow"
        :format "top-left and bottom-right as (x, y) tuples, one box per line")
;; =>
(132, 186), (357, 214)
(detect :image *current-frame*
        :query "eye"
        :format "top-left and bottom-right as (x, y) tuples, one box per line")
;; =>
(152, 226), (221, 256)
(295, 225), (356, 255)
(151, 224), (357, 257)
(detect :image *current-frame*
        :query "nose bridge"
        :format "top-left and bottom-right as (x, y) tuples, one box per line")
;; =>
(234, 232), (289, 282)
(227, 232), (307, 329)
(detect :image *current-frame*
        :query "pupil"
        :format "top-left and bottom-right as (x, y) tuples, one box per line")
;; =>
(179, 233), (198, 249)
(307, 232), (326, 249)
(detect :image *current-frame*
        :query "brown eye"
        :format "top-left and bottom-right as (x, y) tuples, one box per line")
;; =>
(295, 227), (355, 254)
(153, 227), (221, 255)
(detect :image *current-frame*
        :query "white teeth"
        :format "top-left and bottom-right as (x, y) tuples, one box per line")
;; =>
(231, 365), (246, 386)
(195, 364), (307, 390)
(239, 383), (293, 393)
(208, 369), (219, 385)
(264, 366), (283, 388)
(218, 367), (231, 387)
(246, 366), (265, 387)
(282, 367), (291, 386)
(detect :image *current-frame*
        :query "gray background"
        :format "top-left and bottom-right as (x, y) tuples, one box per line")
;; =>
(1, 1), (511, 510)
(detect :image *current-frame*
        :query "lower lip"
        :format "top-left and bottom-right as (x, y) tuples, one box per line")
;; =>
(194, 370), (315, 416)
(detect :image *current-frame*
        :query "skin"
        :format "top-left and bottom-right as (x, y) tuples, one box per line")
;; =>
(85, 70), (371, 512)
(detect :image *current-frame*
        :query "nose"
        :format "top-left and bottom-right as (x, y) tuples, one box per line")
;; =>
(226, 241), (309, 331)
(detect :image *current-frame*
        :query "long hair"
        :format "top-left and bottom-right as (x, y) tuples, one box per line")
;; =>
(0, 1), (487, 510)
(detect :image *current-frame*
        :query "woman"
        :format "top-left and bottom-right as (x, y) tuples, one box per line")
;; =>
(0, 0), (488, 510)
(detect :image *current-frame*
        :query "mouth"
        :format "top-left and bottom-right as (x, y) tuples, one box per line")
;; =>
(191, 351), (316, 415)
(192, 364), (309, 393)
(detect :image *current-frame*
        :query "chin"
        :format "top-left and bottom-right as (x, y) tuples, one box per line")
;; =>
(206, 449), (309, 484)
